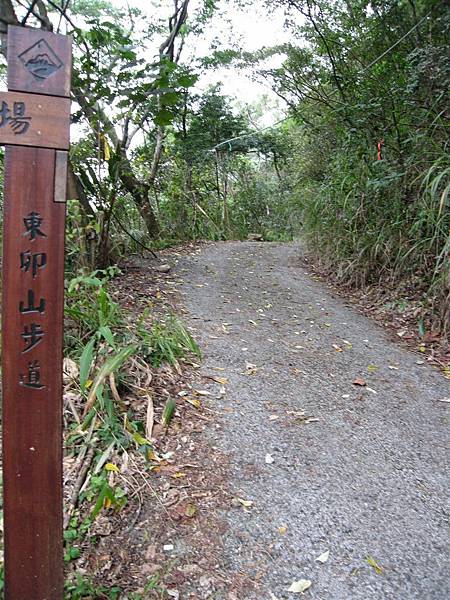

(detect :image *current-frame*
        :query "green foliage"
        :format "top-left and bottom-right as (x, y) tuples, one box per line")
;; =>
(127, 575), (165, 599)
(64, 553), (162, 598)
(85, 473), (127, 520)
(137, 313), (201, 367)
(258, 0), (450, 326)
(65, 267), (122, 353)
(63, 266), (200, 537)
(162, 398), (177, 428)
(64, 573), (122, 599)
(135, 86), (297, 242)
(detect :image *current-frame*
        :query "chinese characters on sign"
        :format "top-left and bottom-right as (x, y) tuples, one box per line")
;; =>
(0, 100), (31, 134)
(18, 210), (47, 389)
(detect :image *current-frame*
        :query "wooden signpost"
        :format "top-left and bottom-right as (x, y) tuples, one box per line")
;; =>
(1, 26), (72, 599)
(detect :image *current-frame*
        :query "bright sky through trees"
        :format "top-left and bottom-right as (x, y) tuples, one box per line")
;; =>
(110, 0), (290, 123)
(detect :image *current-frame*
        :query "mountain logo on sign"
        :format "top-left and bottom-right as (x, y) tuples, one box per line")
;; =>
(19, 39), (63, 80)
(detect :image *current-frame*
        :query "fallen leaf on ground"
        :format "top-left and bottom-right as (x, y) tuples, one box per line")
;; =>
(294, 414), (319, 424)
(366, 555), (383, 574)
(105, 463), (120, 473)
(212, 376), (229, 385)
(353, 378), (367, 386)
(332, 344), (343, 352)
(185, 503), (197, 517)
(216, 386), (227, 398)
(437, 397), (450, 403)
(193, 389), (211, 396)
(287, 579), (312, 593)
(265, 453), (275, 464)
(63, 357), (79, 381)
(235, 497), (253, 508)
(186, 397), (201, 408)
(155, 263), (171, 273)
(279, 526), (287, 535)
(269, 415), (279, 421)
(315, 550), (329, 563)
(367, 364), (378, 372)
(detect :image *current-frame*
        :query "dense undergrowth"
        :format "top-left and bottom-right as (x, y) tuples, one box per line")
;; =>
(297, 137), (449, 330)
(1, 1), (446, 328)
(0, 261), (201, 597)
(0, 264), (200, 597)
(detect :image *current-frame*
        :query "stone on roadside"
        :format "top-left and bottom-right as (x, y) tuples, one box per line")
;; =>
(247, 233), (264, 241)
(156, 263), (171, 273)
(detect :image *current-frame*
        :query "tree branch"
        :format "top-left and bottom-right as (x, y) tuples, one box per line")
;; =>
(21, 0), (38, 25)
(159, 0), (189, 59)
(0, 0), (19, 55)
(35, 0), (53, 30)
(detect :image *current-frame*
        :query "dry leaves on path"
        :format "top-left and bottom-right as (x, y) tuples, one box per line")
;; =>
(366, 555), (383, 575)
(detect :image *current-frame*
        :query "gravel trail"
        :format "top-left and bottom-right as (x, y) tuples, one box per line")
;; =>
(176, 241), (449, 600)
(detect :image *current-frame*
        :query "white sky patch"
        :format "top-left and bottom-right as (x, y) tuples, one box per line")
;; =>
(110, 0), (294, 126)
(0, 2), (298, 140)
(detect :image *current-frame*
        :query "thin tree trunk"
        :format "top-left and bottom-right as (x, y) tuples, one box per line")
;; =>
(118, 149), (159, 236)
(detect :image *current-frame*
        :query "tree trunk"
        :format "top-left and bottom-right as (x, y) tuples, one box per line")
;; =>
(138, 199), (159, 237)
(118, 150), (159, 237)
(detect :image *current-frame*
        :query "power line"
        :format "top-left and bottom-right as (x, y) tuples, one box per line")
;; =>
(210, 116), (290, 152)
(361, 9), (432, 74)
(210, 5), (435, 152)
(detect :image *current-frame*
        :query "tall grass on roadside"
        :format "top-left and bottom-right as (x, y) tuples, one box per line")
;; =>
(300, 148), (449, 331)
(61, 267), (201, 575)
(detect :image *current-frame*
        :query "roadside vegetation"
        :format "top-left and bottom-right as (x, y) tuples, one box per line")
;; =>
(263, 0), (449, 337)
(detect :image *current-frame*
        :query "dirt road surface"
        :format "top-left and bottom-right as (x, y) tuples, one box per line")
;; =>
(174, 241), (449, 600)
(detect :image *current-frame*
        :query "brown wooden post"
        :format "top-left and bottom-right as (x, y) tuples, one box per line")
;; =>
(1, 26), (71, 599)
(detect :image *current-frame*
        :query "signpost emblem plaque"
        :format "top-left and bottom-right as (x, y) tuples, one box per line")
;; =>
(19, 39), (63, 80)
